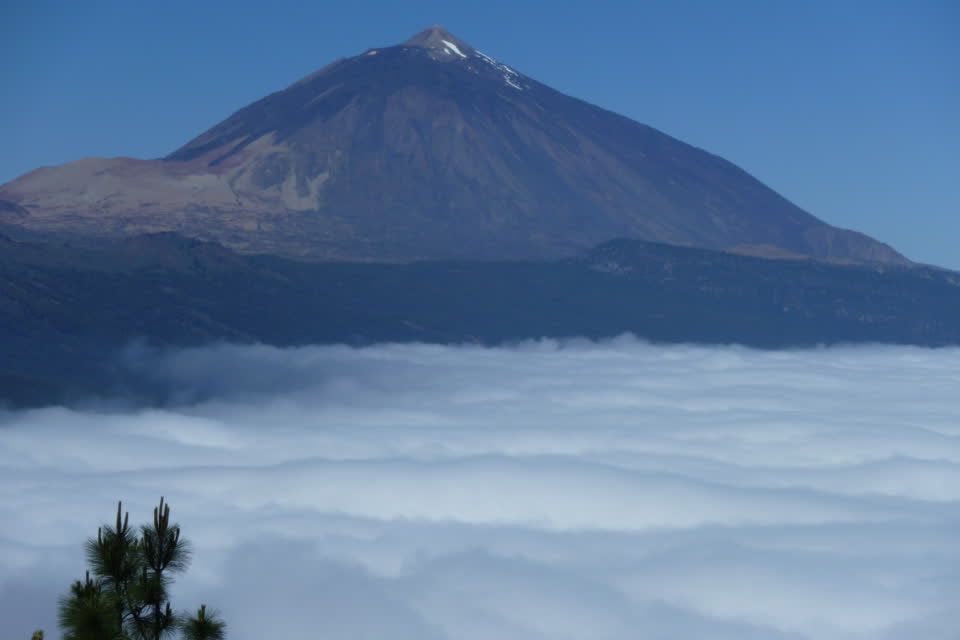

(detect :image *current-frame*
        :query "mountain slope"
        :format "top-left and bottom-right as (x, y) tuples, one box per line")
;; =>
(0, 27), (907, 264)
(2, 232), (957, 405)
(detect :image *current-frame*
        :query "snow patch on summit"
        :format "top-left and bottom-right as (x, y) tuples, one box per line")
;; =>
(441, 39), (467, 58)
(475, 49), (525, 90)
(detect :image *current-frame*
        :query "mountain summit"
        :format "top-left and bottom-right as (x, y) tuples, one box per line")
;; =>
(403, 25), (475, 56)
(0, 27), (907, 263)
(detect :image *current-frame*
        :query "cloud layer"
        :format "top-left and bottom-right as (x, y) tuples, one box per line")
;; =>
(2, 339), (958, 639)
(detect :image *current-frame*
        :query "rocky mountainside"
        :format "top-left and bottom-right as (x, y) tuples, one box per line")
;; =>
(0, 26), (907, 264)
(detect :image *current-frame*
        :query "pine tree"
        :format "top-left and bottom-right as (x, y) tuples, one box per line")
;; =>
(58, 498), (225, 640)
(180, 605), (226, 640)
(57, 572), (118, 640)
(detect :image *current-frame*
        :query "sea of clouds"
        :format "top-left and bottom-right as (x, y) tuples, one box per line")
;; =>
(1, 338), (958, 639)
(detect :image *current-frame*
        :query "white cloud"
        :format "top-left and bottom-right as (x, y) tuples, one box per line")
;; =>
(1, 339), (958, 639)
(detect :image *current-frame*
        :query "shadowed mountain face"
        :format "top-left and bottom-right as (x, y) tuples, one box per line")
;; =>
(1, 231), (956, 405)
(0, 26), (907, 264)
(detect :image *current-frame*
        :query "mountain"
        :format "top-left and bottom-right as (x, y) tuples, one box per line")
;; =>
(2, 232), (957, 406)
(0, 26), (907, 264)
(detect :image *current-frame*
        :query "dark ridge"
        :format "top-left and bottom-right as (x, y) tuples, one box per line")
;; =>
(1, 233), (957, 407)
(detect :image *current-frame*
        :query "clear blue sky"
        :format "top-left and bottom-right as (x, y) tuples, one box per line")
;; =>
(3, 0), (958, 267)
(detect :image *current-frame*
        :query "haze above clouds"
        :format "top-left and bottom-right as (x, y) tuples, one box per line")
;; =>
(2, 339), (958, 639)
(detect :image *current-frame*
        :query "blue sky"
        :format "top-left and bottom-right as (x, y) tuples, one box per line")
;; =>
(3, 0), (958, 267)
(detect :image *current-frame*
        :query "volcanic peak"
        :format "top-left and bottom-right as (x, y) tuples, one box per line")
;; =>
(403, 25), (475, 58)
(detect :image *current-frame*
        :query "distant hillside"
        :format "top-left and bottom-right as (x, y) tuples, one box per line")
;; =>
(2, 233), (956, 406)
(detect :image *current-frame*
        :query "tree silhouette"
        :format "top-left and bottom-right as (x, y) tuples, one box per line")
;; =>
(181, 605), (226, 640)
(58, 498), (225, 640)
